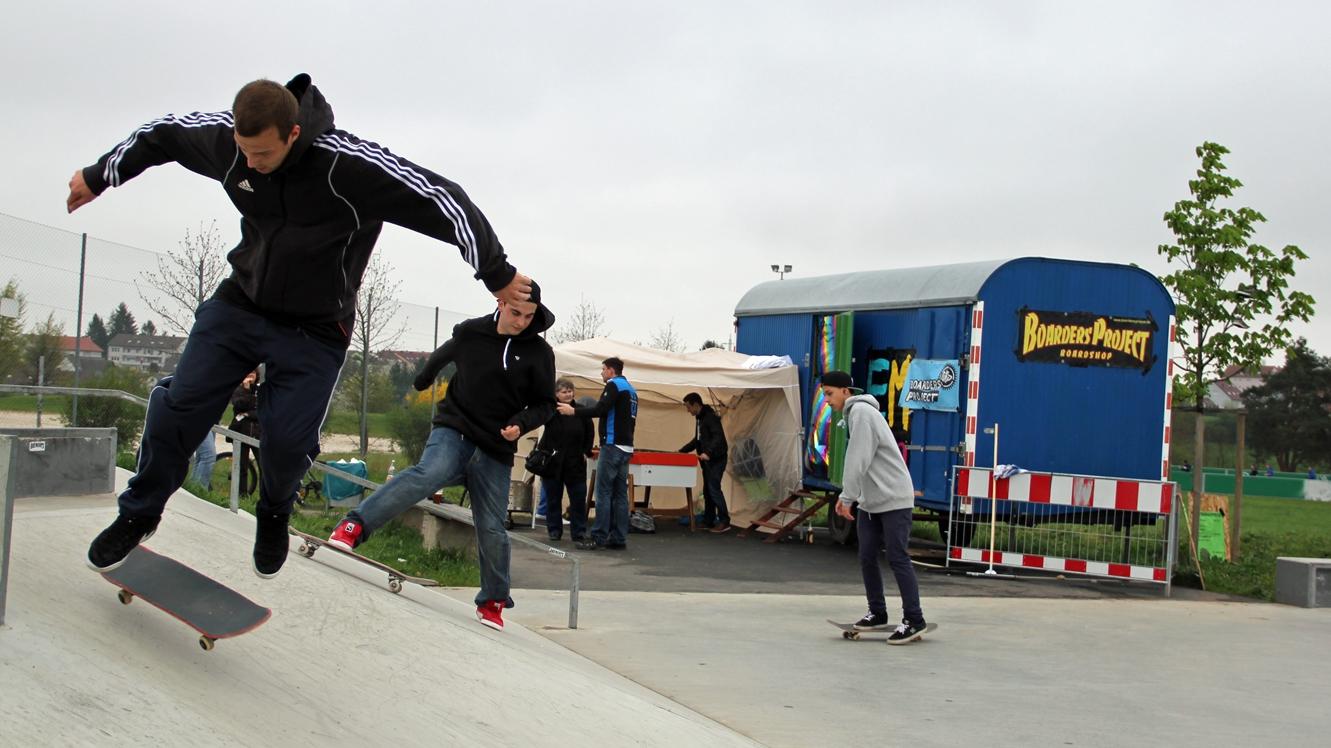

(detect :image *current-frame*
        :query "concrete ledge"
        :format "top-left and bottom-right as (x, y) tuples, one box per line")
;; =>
(1275, 556), (1331, 607)
(402, 501), (477, 555)
(0, 428), (116, 497)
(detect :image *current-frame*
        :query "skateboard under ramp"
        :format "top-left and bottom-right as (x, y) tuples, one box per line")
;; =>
(0, 473), (757, 746)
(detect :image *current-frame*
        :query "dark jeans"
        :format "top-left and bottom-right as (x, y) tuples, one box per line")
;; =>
(701, 457), (730, 526)
(119, 298), (345, 519)
(540, 470), (588, 540)
(857, 506), (924, 624)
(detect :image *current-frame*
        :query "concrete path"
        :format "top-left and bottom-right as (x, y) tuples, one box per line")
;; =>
(463, 590), (1331, 748)
(0, 485), (757, 746)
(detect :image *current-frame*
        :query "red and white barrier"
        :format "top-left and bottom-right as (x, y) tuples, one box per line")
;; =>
(948, 466), (1178, 590)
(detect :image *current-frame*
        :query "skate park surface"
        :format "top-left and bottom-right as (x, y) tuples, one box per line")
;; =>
(2, 470), (1327, 747)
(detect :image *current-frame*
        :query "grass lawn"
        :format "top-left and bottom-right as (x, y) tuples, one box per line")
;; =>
(1184, 495), (1331, 600)
(0, 393), (71, 413)
(322, 411), (392, 439)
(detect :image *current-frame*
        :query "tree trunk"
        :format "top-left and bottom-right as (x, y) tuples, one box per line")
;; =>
(1191, 409), (1205, 552)
(1232, 411), (1245, 561)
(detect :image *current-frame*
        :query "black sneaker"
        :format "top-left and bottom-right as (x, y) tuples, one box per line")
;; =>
(887, 619), (927, 644)
(853, 610), (889, 631)
(576, 540), (604, 551)
(253, 512), (291, 578)
(86, 514), (160, 572)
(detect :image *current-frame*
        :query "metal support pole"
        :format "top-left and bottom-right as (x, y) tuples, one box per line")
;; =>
(985, 422), (999, 575)
(73, 233), (88, 427)
(1, 437), (17, 626)
(36, 357), (45, 428)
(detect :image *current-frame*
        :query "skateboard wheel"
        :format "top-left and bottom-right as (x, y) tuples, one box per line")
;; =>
(117, 589), (134, 605)
(199, 636), (216, 652)
(299, 543), (315, 557)
(388, 577), (403, 594)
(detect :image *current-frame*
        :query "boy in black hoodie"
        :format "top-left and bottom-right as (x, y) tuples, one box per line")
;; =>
(679, 392), (731, 532)
(328, 284), (556, 632)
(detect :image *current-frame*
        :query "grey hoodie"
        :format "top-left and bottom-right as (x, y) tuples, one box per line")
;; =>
(837, 394), (915, 514)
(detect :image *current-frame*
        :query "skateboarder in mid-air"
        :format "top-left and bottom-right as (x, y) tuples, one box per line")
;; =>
(820, 371), (930, 644)
(71, 74), (531, 578)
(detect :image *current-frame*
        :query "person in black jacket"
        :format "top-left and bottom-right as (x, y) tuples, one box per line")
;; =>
(328, 284), (556, 632)
(679, 392), (732, 532)
(74, 75), (532, 579)
(226, 369), (262, 495)
(535, 379), (595, 542)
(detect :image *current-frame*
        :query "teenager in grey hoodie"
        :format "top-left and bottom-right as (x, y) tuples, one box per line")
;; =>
(822, 371), (928, 643)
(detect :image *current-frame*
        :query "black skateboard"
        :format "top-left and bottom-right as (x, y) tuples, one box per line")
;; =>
(289, 528), (439, 593)
(101, 546), (271, 651)
(827, 619), (939, 643)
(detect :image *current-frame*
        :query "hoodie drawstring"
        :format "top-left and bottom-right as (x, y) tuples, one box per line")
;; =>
(502, 338), (512, 371)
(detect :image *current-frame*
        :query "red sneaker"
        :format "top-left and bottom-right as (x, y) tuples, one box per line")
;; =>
(328, 519), (363, 551)
(476, 600), (505, 631)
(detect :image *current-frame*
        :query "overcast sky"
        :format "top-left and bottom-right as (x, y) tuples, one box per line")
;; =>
(2, 1), (1326, 358)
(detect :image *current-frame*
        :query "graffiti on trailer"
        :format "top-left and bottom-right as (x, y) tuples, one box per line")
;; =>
(866, 347), (915, 436)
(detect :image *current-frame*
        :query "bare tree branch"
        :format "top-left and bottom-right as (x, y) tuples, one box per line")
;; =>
(136, 221), (230, 335)
(550, 294), (609, 344)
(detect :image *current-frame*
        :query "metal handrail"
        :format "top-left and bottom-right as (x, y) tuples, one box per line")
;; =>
(0, 383), (581, 627)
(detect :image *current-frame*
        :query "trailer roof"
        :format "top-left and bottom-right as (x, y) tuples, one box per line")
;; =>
(734, 259), (1009, 316)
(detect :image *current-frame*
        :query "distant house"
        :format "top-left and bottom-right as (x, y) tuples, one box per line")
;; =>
(55, 336), (104, 373)
(374, 350), (431, 369)
(106, 333), (188, 372)
(1206, 364), (1281, 410)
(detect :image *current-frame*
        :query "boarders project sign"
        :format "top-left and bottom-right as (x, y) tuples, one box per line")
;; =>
(1016, 308), (1157, 372)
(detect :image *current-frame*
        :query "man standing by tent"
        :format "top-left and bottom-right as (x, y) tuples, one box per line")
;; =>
(679, 392), (731, 532)
(561, 357), (637, 550)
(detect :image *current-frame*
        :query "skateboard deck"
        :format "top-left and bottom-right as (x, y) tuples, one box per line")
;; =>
(289, 528), (439, 593)
(827, 619), (939, 643)
(101, 546), (271, 651)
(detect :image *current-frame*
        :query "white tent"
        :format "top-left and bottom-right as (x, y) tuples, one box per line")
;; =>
(543, 338), (803, 526)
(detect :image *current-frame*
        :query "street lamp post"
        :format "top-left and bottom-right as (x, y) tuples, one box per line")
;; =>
(770, 264), (792, 280)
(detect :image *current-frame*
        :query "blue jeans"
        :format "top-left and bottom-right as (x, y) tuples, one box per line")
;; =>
(591, 447), (631, 545)
(190, 433), (216, 489)
(857, 506), (924, 624)
(348, 427), (513, 607)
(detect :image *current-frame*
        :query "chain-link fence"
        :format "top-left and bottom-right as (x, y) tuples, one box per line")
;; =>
(0, 210), (468, 445)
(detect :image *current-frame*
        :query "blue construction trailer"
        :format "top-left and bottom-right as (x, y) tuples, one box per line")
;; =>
(734, 258), (1176, 543)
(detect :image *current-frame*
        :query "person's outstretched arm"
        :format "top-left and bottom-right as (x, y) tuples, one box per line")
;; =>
(414, 338), (461, 391)
(321, 132), (531, 305)
(69, 111), (235, 213)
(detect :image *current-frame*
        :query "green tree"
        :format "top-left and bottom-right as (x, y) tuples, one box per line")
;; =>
(60, 365), (151, 449)
(141, 320), (158, 336)
(388, 360), (416, 403)
(385, 399), (434, 459)
(107, 302), (138, 339)
(1158, 141), (1316, 542)
(0, 279), (27, 381)
(22, 314), (66, 385)
(1243, 339), (1331, 472)
(85, 313), (110, 357)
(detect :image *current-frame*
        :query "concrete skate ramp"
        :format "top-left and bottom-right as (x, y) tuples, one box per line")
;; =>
(0, 474), (757, 746)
